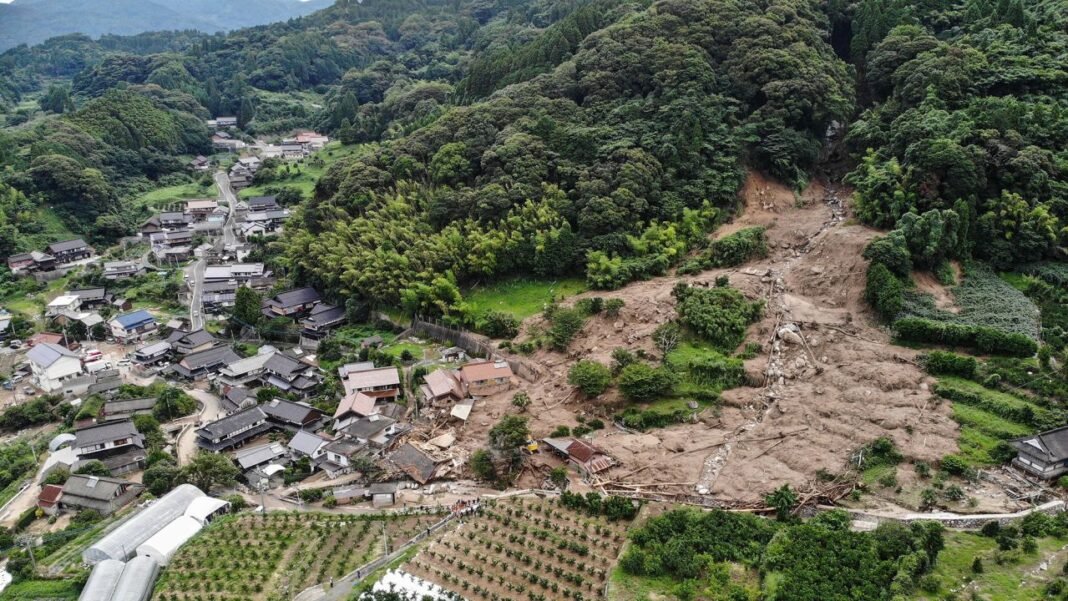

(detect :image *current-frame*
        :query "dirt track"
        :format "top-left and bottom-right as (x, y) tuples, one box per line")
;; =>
(448, 172), (961, 503)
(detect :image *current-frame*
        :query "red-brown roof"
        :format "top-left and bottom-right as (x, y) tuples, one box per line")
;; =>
(29, 332), (64, 347)
(566, 439), (602, 464)
(460, 360), (513, 383)
(38, 484), (63, 506)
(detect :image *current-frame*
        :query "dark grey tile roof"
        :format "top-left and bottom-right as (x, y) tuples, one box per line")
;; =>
(324, 439), (363, 457)
(196, 406), (267, 439)
(304, 304), (345, 326)
(47, 238), (88, 253)
(62, 475), (135, 501)
(1013, 425), (1068, 461)
(268, 287), (320, 309)
(69, 288), (107, 301)
(103, 398), (157, 415)
(388, 443), (438, 484)
(180, 345), (240, 370)
(264, 353), (305, 377)
(344, 416), (395, 439)
(260, 398), (321, 425)
(166, 328), (216, 348)
(75, 420), (142, 449)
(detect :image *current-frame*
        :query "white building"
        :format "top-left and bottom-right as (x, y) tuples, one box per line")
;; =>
(26, 343), (83, 392)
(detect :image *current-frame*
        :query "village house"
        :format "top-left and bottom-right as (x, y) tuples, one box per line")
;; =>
(262, 352), (321, 398)
(165, 328), (217, 355)
(247, 196), (280, 212)
(203, 263), (265, 284)
(229, 172), (251, 190)
(338, 361), (375, 379)
(161, 211), (194, 230)
(27, 343), (84, 392)
(109, 310), (158, 343)
(212, 131), (245, 151)
(171, 345), (241, 380)
(132, 341), (172, 365)
(542, 437), (615, 476)
(288, 430), (330, 462)
(6, 252), (35, 273)
(300, 304), (346, 346)
(239, 209), (290, 238)
(150, 230), (194, 251)
(47, 239), (93, 265)
(1011, 426), (1068, 479)
(217, 349), (276, 388)
(280, 139), (306, 159)
(235, 442), (288, 472)
(202, 281), (238, 312)
(46, 294), (82, 317)
(260, 398), (326, 432)
(220, 386), (255, 413)
(37, 484), (63, 516)
(333, 391), (378, 431)
(215, 116), (238, 127)
(74, 420), (147, 475)
(320, 439), (368, 479)
(101, 397), (158, 422)
(195, 406), (271, 451)
(369, 482), (400, 507)
(68, 288), (108, 309)
(387, 443), (440, 485)
(104, 261), (143, 280)
(60, 475), (144, 516)
(460, 360), (514, 397)
(293, 131), (329, 150)
(343, 414), (401, 449)
(418, 369), (466, 407)
(262, 287), (321, 319)
(189, 155), (211, 171)
(342, 366), (401, 402)
(185, 199), (219, 219)
(28, 331), (66, 348)
(236, 156), (262, 174)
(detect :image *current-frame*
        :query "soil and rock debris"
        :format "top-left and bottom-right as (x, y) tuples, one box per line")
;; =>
(442, 172), (964, 505)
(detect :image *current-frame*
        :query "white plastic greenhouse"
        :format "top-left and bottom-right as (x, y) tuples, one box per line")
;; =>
(135, 515), (203, 566)
(78, 559), (124, 601)
(110, 556), (159, 601)
(82, 484), (205, 564)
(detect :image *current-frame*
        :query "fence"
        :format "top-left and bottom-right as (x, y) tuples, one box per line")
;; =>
(410, 316), (545, 382)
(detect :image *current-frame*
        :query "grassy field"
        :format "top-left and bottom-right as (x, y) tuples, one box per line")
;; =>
(0, 579), (80, 600)
(936, 376), (1046, 466)
(464, 277), (588, 319)
(237, 142), (368, 199)
(913, 531), (1066, 601)
(133, 180), (216, 211)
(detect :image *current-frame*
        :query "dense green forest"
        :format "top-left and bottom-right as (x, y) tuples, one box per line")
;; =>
(0, 0), (1064, 324)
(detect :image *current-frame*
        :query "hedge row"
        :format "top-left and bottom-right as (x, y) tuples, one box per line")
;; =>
(865, 263), (904, 321)
(933, 380), (1062, 432)
(678, 227), (767, 274)
(893, 317), (1038, 357)
(923, 351), (978, 379)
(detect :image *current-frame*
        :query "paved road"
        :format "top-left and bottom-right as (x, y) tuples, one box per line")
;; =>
(185, 258), (207, 329)
(214, 170), (238, 247)
(176, 388), (223, 465)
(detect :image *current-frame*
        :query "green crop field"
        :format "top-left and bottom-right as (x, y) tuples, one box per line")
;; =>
(464, 277), (588, 320)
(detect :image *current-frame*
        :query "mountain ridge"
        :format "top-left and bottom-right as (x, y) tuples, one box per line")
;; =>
(0, 0), (332, 51)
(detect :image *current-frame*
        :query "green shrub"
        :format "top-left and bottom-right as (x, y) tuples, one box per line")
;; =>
(893, 317), (1038, 357)
(923, 351), (977, 378)
(865, 263), (904, 320)
(618, 363), (676, 402)
(939, 454), (975, 478)
(567, 360), (613, 396)
(604, 298), (625, 316)
(477, 310), (520, 339)
(673, 284), (763, 351)
(678, 227), (767, 274)
(548, 308), (586, 351)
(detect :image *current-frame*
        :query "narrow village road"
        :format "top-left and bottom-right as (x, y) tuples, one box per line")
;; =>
(176, 388), (223, 465)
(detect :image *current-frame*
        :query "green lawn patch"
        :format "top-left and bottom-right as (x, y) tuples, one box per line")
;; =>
(0, 579), (80, 600)
(133, 180), (215, 211)
(914, 531), (1064, 601)
(464, 277), (587, 320)
(238, 141), (368, 199)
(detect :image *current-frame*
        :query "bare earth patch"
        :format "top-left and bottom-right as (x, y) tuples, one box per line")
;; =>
(449, 171), (962, 505)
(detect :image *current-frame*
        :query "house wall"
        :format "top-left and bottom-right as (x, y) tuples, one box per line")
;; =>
(32, 357), (84, 392)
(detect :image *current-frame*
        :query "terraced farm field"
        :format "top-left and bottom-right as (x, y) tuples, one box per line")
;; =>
(153, 511), (443, 601)
(405, 497), (631, 601)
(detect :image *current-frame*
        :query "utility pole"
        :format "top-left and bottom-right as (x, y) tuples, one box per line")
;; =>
(17, 535), (37, 575)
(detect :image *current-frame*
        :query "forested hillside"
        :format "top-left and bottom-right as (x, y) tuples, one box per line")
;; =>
(0, 0), (1064, 315)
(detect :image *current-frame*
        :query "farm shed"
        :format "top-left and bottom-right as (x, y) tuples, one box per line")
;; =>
(78, 558), (125, 601)
(136, 515), (203, 566)
(111, 555), (159, 601)
(83, 484), (205, 563)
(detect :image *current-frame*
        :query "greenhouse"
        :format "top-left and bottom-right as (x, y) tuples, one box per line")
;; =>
(78, 559), (124, 601)
(136, 515), (203, 566)
(111, 556), (159, 601)
(82, 484), (205, 563)
(183, 495), (230, 525)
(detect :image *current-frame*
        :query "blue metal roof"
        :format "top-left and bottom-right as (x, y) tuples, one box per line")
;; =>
(114, 310), (155, 329)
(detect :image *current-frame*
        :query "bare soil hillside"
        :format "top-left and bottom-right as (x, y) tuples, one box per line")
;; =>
(451, 172), (961, 504)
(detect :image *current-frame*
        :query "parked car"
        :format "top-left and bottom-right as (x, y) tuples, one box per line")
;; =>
(8, 340), (21, 349)
(1, 381), (12, 390)
(22, 386), (34, 395)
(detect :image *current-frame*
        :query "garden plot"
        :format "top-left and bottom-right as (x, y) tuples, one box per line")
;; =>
(404, 497), (629, 601)
(152, 511), (442, 601)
